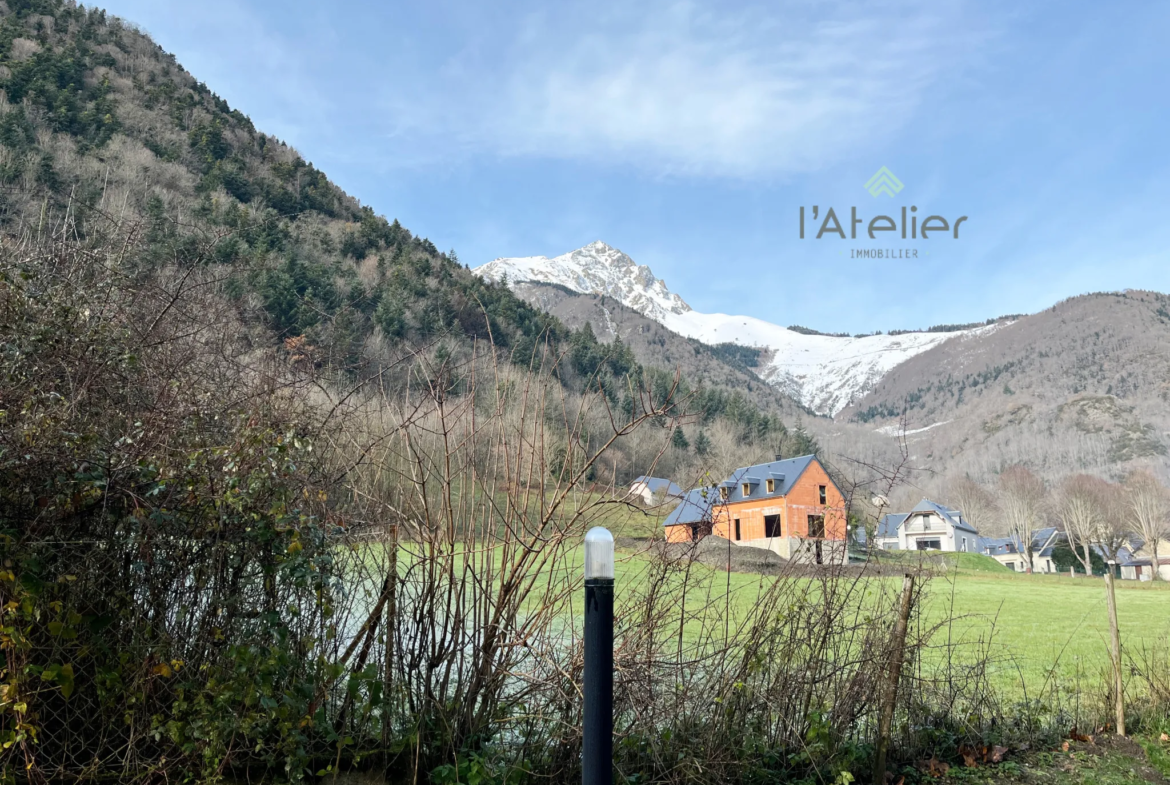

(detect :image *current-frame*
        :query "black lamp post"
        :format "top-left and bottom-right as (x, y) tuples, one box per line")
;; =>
(583, 527), (614, 785)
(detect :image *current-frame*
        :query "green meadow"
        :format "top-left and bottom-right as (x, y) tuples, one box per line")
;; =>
(603, 538), (1170, 695)
(375, 500), (1170, 698)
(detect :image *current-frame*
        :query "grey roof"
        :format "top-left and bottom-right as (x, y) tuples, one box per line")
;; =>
(1115, 535), (1170, 566)
(874, 499), (976, 541)
(909, 499), (979, 534)
(717, 455), (820, 504)
(978, 536), (1016, 557)
(876, 513), (908, 538)
(663, 488), (717, 527)
(979, 527), (1064, 558)
(632, 476), (683, 497)
(1092, 541), (1140, 564)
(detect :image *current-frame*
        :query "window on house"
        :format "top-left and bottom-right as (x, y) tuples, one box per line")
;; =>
(916, 539), (942, 551)
(734, 519), (741, 541)
(764, 514), (781, 538)
(818, 485), (827, 505)
(719, 487), (728, 501)
(807, 514), (825, 538)
(742, 483), (750, 497)
(766, 478), (775, 493)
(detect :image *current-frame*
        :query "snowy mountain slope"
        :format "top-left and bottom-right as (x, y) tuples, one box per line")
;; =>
(474, 241), (986, 416)
(476, 241), (691, 322)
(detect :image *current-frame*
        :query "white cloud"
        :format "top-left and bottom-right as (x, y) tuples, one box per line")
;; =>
(103, 0), (992, 179)
(381, 0), (989, 177)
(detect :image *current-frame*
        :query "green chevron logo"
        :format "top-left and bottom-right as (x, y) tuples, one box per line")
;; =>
(865, 166), (903, 197)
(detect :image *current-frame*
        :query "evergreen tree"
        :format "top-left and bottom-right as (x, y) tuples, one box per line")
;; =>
(671, 427), (689, 452)
(694, 430), (711, 456)
(787, 424), (820, 457)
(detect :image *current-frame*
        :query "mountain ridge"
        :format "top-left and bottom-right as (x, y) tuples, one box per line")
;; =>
(476, 241), (992, 415)
(839, 289), (1170, 482)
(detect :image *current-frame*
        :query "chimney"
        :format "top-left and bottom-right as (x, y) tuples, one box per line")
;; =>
(774, 453), (783, 462)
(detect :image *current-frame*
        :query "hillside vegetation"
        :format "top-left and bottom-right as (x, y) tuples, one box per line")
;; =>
(0, 0), (823, 488)
(842, 291), (1170, 485)
(10, 6), (1170, 785)
(0, 5), (857, 782)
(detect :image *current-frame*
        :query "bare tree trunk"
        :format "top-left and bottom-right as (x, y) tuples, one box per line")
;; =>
(1078, 543), (1094, 576)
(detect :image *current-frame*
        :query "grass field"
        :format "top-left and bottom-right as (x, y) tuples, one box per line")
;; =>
(917, 569), (1170, 690)
(604, 534), (1170, 695)
(382, 497), (1170, 698)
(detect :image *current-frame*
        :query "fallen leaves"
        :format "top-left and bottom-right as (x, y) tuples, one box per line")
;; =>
(953, 743), (1009, 769)
(924, 756), (950, 777)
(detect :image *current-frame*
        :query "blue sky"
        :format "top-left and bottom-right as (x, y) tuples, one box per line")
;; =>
(101, 0), (1170, 333)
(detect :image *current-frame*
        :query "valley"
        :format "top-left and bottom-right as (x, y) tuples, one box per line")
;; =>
(478, 243), (1170, 486)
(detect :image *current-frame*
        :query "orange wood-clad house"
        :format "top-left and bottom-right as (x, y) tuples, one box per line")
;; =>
(663, 455), (847, 561)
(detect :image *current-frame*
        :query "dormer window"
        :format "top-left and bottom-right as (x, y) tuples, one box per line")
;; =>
(766, 478), (775, 493)
(742, 483), (751, 497)
(719, 487), (729, 501)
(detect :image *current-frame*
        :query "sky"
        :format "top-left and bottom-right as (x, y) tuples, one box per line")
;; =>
(100, 0), (1170, 334)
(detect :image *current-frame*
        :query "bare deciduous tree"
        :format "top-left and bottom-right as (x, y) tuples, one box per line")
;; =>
(1126, 470), (1169, 581)
(1056, 474), (1111, 576)
(997, 465), (1047, 572)
(1091, 481), (1132, 572)
(947, 475), (998, 535)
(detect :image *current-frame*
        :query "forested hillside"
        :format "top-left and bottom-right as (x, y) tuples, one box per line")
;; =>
(512, 280), (806, 415)
(841, 291), (1170, 486)
(0, 0), (806, 470)
(0, 6), (843, 780)
(0, 0), (560, 363)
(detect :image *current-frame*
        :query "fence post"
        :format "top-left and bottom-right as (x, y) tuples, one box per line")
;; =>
(584, 527), (615, 785)
(1104, 561), (1125, 736)
(873, 573), (915, 785)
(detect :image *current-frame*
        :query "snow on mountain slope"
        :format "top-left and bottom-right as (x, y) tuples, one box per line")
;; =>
(476, 241), (691, 322)
(660, 310), (990, 417)
(474, 241), (984, 416)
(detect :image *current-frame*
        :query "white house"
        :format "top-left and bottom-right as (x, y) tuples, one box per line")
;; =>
(874, 499), (981, 553)
(979, 528), (1061, 573)
(1120, 539), (1170, 580)
(628, 476), (683, 505)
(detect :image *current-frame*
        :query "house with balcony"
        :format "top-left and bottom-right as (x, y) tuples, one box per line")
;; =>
(662, 454), (847, 564)
(873, 499), (980, 553)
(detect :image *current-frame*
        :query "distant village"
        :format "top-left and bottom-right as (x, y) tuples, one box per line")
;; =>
(633, 456), (1164, 581)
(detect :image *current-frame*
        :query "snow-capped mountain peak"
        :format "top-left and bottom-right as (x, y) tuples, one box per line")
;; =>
(476, 241), (691, 322)
(474, 243), (985, 416)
